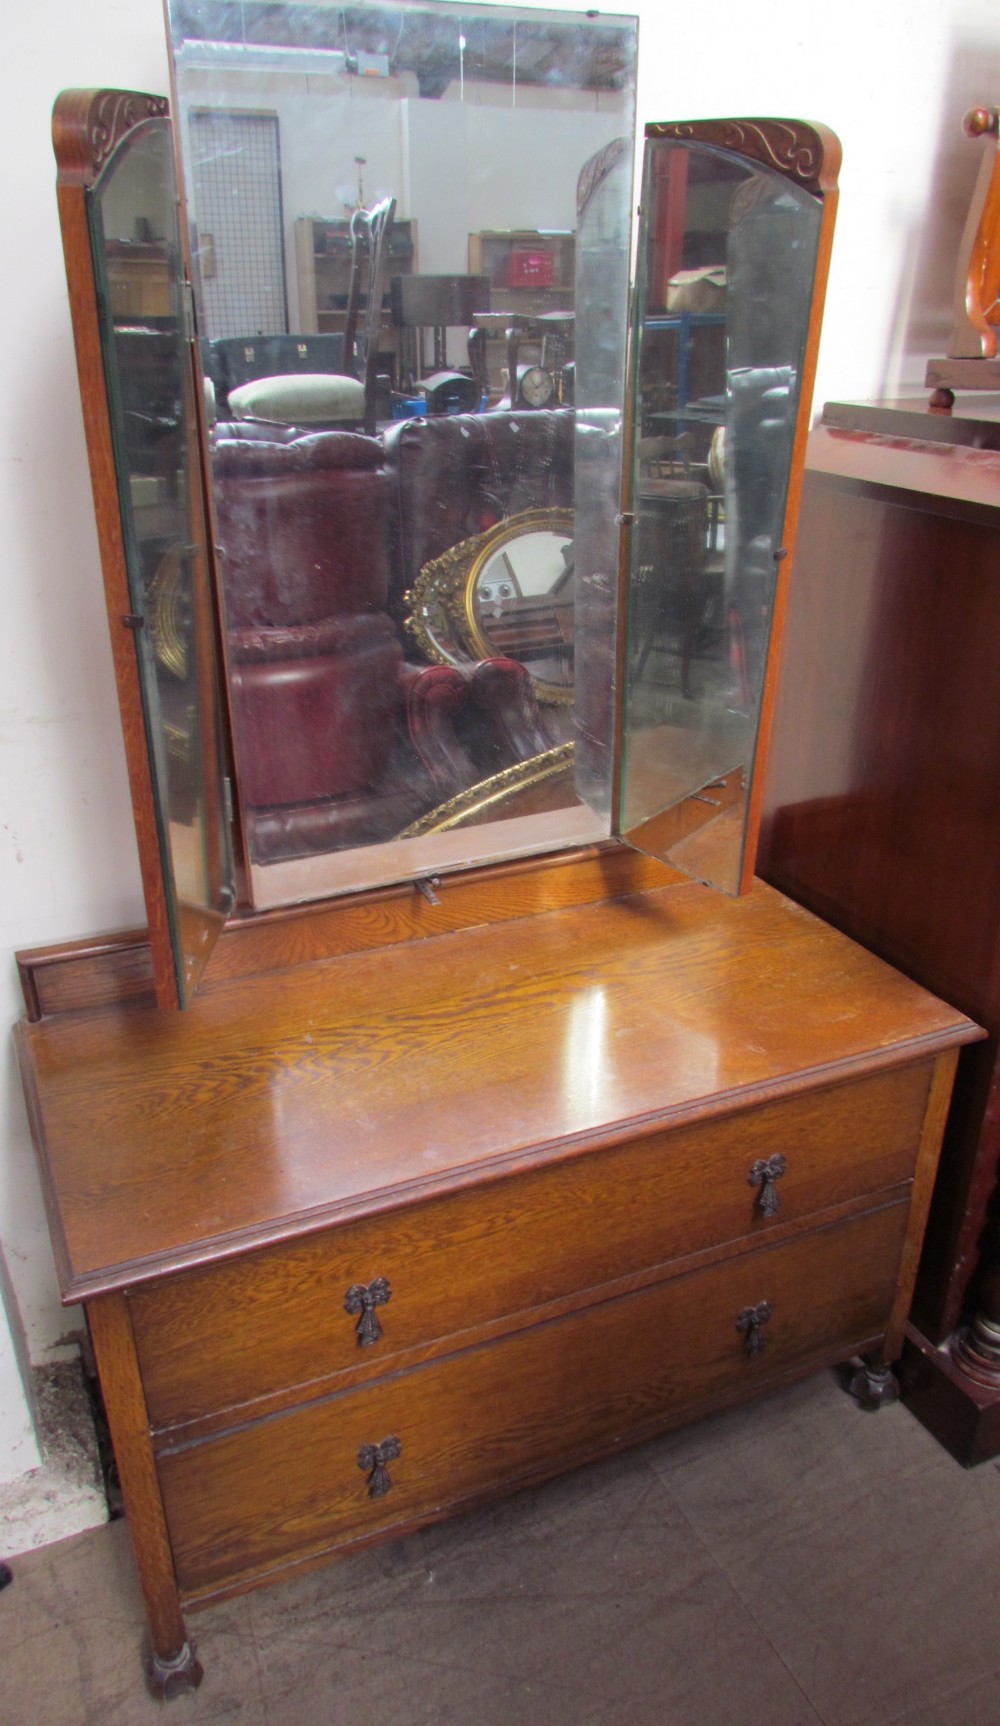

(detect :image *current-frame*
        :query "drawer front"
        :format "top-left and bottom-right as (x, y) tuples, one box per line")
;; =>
(133, 1061), (931, 1433)
(160, 1200), (907, 1596)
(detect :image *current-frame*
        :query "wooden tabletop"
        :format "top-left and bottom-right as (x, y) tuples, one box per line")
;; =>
(16, 880), (979, 1302)
(808, 421), (1000, 517)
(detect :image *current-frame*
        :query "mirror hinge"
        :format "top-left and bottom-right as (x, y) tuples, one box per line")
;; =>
(180, 278), (198, 343)
(223, 775), (235, 827)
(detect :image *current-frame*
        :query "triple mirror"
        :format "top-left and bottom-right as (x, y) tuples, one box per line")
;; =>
(54, 0), (838, 1005)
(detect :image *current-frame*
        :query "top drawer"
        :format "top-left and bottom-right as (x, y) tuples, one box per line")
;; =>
(131, 1060), (932, 1435)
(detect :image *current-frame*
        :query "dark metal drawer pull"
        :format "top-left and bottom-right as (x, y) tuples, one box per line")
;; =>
(748, 1154), (787, 1217)
(358, 1435), (401, 1499)
(344, 1277), (392, 1346)
(736, 1301), (772, 1359)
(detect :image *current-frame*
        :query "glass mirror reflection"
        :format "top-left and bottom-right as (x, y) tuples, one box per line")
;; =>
(165, 0), (638, 907)
(619, 134), (823, 892)
(88, 116), (234, 998)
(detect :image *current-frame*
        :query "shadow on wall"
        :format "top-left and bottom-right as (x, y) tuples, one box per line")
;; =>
(883, 24), (1000, 392)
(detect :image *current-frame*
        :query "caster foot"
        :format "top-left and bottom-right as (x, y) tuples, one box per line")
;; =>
(849, 1360), (900, 1412)
(146, 1641), (204, 1700)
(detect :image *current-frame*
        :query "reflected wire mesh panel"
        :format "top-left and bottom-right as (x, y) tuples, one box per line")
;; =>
(188, 112), (287, 339)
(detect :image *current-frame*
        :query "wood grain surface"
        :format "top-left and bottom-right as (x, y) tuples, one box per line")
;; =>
(758, 433), (1000, 1336)
(158, 1200), (907, 1601)
(16, 880), (978, 1304)
(131, 1061), (931, 1436)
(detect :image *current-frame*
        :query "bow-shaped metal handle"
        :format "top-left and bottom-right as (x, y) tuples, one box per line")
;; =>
(748, 1154), (788, 1217)
(736, 1301), (772, 1359)
(357, 1435), (402, 1499)
(344, 1276), (392, 1346)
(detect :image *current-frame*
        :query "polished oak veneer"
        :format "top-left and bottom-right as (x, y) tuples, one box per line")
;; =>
(159, 1202), (909, 1602)
(18, 881), (969, 1299)
(16, 877), (979, 1688)
(129, 1060), (932, 1440)
(31, 76), (973, 1699)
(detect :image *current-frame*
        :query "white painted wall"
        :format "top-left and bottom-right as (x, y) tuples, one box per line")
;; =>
(2, 0), (999, 1484)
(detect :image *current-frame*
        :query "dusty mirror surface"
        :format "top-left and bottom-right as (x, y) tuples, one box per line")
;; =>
(619, 129), (823, 893)
(165, 0), (638, 907)
(87, 112), (235, 998)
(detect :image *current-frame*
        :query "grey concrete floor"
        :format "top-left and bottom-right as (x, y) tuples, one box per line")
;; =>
(4, 1369), (1000, 1726)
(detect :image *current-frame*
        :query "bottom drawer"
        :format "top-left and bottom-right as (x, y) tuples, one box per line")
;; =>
(160, 1201), (907, 1597)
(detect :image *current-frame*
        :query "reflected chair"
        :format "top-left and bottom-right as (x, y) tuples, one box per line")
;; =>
(723, 364), (795, 708)
(226, 197), (397, 436)
(390, 274), (490, 385)
(633, 433), (710, 699)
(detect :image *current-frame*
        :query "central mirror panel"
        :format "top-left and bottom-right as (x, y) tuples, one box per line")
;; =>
(166, 0), (638, 907)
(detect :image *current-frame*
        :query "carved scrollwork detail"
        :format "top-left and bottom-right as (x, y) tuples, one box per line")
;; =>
(344, 1276), (392, 1346)
(357, 1435), (402, 1499)
(87, 90), (169, 174)
(736, 1300), (772, 1359)
(748, 1153), (788, 1217)
(647, 118), (835, 196)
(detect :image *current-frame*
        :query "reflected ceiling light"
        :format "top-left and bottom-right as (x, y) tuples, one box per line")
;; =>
(175, 40), (350, 75)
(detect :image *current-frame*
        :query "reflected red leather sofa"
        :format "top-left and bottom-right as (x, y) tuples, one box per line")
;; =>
(381, 408), (575, 619)
(210, 412), (574, 865)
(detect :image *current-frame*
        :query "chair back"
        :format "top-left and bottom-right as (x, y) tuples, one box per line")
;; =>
(342, 196), (397, 432)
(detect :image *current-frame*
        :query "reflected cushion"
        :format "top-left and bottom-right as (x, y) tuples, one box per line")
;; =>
(227, 371), (365, 424)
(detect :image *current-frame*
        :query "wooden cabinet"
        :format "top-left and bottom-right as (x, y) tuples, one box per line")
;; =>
(758, 396), (1000, 1466)
(15, 878), (979, 1690)
(104, 240), (173, 318)
(34, 79), (980, 1700)
(294, 214), (417, 343)
(468, 229), (575, 315)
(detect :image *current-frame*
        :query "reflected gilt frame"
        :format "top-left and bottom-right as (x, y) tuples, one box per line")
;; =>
(404, 507), (575, 704)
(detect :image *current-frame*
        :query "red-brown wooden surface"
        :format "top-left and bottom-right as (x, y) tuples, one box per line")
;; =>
(759, 415), (1000, 1342)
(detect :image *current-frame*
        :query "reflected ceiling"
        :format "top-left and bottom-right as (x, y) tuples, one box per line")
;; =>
(171, 2), (636, 97)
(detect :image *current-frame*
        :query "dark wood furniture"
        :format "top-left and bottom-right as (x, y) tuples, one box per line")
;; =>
(759, 396), (1000, 1465)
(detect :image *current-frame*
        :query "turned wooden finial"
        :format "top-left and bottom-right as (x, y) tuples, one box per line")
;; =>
(963, 106), (1000, 139)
